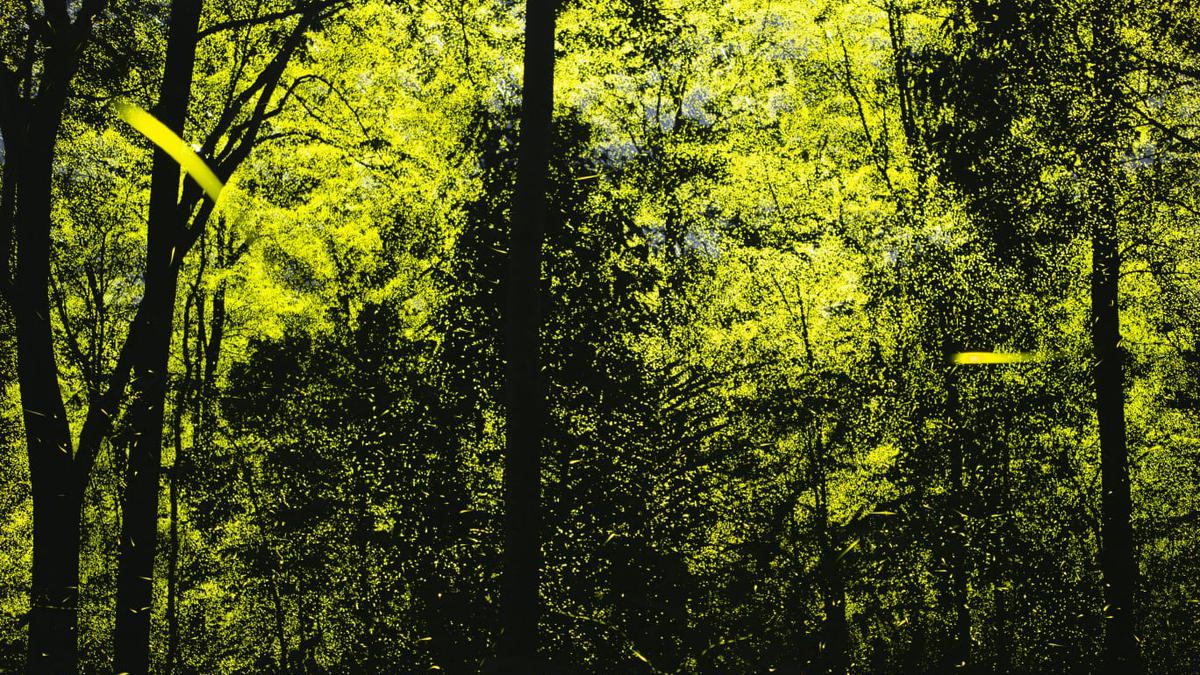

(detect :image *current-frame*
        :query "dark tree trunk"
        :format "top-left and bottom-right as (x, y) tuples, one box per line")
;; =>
(165, 458), (180, 671)
(113, 1), (203, 671)
(113, 274), (182, 674)
(25, 478), (81, 675)
(10, 41), (92, 672)
(15, 158), (82, 674)
(814, 433), (849, 675)
(165, 289), (193, 674)
(1091, 163), (1140, 675)
(1086, 7), (1142, 674)
(499, 0), (556, 669)
(943, 352), (971, 672)
(23, 358), (83, 673)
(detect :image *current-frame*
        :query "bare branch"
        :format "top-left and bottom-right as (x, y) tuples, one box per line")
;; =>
(49, 265), (99, 392)
(208, 12), (323, 172)
(74, 300), (144, 482)
(197, 1), (334, 40)
(198, 12), (317, 162)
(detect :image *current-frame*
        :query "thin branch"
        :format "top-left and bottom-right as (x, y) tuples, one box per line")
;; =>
(48, 266), (99, 392)
(304, 73), (371, 138)
(201, 10), (319, 165)
(75, 0), (111, 27)
(197, 2), (329, 40)
(1124, 93), (1200, 154)
(74, 300), (145, 483)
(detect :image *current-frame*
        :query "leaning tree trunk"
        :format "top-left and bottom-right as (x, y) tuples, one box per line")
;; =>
(499, 0), (556, 670)
(112, 0), (203, 672)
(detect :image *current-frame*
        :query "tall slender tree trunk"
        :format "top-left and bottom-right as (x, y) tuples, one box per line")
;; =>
(499, 0), (556, 669)
(944, 355), (971, 671)
(114, 274), (182, 673)
(813, 431), (849, 675)
(165, 288), (192, 673)
(1092, 168), (1140, 675)
(1090, 155), (1140, 675)
(165, 458), (181, 671)
(113, 1), (203, 671)
(1086, 7), (1141, 673)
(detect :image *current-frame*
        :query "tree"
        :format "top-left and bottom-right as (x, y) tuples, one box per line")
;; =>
(0, 2), (123, 669)
(1, 0), (1199, 670)
(112, 2), (203, 671)
(500, 0), (557, 669)
(113, 1), (348, 670)
(1084, 4), (1142, 671)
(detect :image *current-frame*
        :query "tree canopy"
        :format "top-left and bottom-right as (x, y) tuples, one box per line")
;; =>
(2, 0), (1200, 672)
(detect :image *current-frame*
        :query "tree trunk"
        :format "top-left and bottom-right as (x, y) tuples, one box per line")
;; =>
(25, 432), (82, 674)
(12, 63), (87, 674)
(811, 427), (848, 675)
(113, 1), (203, 671)
(165, 459), (181, 672)
(165, 288), (192, 674)
(1087, 7), (1142, 673)
(944, 355), (971, 672)
(15, 205), (81, 673)
(1091, 162), (1140, 675)
(114, 270), (182, 673)
(499, 0), (556, 669)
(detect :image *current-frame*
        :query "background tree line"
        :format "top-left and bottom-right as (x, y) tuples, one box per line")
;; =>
(1, 0), (1199, 672)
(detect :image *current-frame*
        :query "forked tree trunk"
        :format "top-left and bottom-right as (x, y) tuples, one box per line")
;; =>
(11, 43), (91, 672)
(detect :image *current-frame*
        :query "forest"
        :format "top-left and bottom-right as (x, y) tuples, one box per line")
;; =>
(2, 0), (1200, 672)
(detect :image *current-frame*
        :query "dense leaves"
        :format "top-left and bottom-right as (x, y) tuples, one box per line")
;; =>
(1, 0), (1200, 672)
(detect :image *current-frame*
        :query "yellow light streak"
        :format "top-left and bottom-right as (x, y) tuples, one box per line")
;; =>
(950, 351), (1041, 365)
(116, 101), (224, 203)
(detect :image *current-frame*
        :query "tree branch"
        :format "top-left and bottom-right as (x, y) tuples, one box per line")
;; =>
(197, 1), (334, 40)
(74, 300), (144, 483)
(48, 266), (99, 392)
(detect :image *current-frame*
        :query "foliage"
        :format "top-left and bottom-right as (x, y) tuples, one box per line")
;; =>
(1, 0), (1200, 671)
